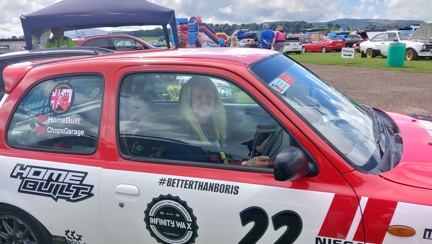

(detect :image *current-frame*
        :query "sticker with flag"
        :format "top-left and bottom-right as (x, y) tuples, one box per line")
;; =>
(269, 72), (296, 94)
(49, 83), (74, 114)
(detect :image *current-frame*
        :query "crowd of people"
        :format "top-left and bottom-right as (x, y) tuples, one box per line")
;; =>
(177, 23), (286, 52)
(45, 24), (286, 53)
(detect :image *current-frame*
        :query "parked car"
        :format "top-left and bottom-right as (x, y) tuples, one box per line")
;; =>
(302, 36), (345, 53)
(238, 38), (255, 47)
(282, 37), (302, 55)
(0, 47), (114, 100)
(1, 48), (432, 244)
(344, 34), (365, 51)
(75, 33), (154, 51)
(359, 31), (410, 59)
(360, 25), (432, 60)
(291, 34), (312, 43)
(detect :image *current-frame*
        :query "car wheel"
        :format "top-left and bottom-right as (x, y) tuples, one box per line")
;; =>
(321, 47), (327, 53)
(302, 46), (306, 53)
(405, 49), (418, 61)
(0, 205), (51, 243)
(366, 48), (376, 58)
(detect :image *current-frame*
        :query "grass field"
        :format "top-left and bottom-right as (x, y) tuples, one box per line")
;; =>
(287, 52), (432, 74)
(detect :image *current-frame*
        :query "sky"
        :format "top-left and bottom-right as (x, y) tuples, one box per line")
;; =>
(1, 0), (431, 38)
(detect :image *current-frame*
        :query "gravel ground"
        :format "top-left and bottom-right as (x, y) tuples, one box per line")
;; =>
(302, 63), (432, 116)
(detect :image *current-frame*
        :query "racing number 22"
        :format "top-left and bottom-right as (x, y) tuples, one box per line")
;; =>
(239, 206), (302, 244)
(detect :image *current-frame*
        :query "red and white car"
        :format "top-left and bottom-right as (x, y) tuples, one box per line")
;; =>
(0, 48), (431, 244)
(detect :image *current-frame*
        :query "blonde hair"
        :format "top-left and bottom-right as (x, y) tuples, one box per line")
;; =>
(230, 36), (238, 46)
(179, 39), (186, 48)
(277, 25), (283, 31)
(179, 76), (227, 142)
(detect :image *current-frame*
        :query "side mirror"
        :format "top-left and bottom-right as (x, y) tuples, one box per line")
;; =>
(135, 44), (144, 50)
(274, 147), (309, 181)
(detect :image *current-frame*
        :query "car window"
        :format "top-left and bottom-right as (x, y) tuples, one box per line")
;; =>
(118, 73), (291, 168)
(384, 33), (396, 42)
(399, 33), (411, 41)
(370, 33), (385, 42)
(111, 37), (143, 50)
(7, 75), (104, 153)
(83, 38), (112, 49)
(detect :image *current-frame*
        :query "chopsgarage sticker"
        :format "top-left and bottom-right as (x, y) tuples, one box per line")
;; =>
(10, 164), (94, 202)
(144, 194), (198, 244)
(49, 83), (74, 114)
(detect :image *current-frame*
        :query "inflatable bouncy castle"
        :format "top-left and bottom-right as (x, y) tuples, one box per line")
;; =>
(176, 16), (228, 47)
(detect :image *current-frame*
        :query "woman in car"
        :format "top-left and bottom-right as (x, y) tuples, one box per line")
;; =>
(167, 75), (270, 167)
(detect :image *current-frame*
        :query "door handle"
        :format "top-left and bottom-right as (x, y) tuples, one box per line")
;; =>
(116, 184), (140, 196)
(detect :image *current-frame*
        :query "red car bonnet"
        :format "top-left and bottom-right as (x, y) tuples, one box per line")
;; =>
(380, 112), (432, 189)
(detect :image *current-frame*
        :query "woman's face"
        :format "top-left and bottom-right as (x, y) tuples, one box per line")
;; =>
(191, 83), (215, 123)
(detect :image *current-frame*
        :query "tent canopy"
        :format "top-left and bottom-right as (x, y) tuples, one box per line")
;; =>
(20, 0), (179, 49)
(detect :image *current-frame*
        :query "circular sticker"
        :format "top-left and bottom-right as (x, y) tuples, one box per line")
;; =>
(49, 83), (74, 114)
(144, 194), (198, 244)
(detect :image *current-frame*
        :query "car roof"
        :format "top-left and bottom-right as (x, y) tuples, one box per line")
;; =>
(3, 48), (274, 94)
(76, 33), (144, 41)
(74, 33), (154, 48)
(21, 48), (271, 67)
(0, 47), (114, 60)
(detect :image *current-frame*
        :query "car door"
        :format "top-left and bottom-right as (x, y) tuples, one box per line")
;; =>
(1, 74), (109, 242)
(100, 65), (362, 244)
(310, 38), (321, 52)
(377, 33), (397, 56)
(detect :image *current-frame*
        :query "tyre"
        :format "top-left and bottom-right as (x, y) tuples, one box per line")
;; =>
(302, 46), (306, 53)
(405, 48), (418, 61)
(0, 205), (51, 244)
(366, 48), (376, 58)
(321, 47), (327, 53)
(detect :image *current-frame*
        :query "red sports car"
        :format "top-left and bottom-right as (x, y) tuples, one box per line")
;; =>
(0, 48), (431, 243)
(74, 33), (154, 51)
(302, 36), (346, 53)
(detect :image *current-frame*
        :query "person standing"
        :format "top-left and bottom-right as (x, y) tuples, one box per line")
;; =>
(218, 37), (225, 47)
(229, 36), (239, 47)
(195, 36), (201, 48)
(179, 39), (187, 48)
(272, 25), (286, 53)
(259, 23), (274, 49)
(45, 27), (76, 48)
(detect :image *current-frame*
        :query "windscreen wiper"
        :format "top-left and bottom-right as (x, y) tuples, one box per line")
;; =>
(361, 104), (384, 144)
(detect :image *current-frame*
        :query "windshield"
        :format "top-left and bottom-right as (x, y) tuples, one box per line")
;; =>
(250, 55), (383, 172)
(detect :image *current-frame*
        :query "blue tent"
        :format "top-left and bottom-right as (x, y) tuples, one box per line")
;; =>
(20, 0), (179, 49)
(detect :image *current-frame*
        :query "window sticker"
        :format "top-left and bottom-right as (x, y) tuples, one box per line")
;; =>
(49, 83), (74, 114)
(269, 73), (296, 94)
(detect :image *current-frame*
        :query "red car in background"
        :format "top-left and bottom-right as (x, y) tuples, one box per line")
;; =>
(75, 33), (154, 51)
(302, 36), (345, 53)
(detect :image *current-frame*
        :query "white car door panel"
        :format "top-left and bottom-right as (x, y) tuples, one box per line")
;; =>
(100, 168), (361, 243)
